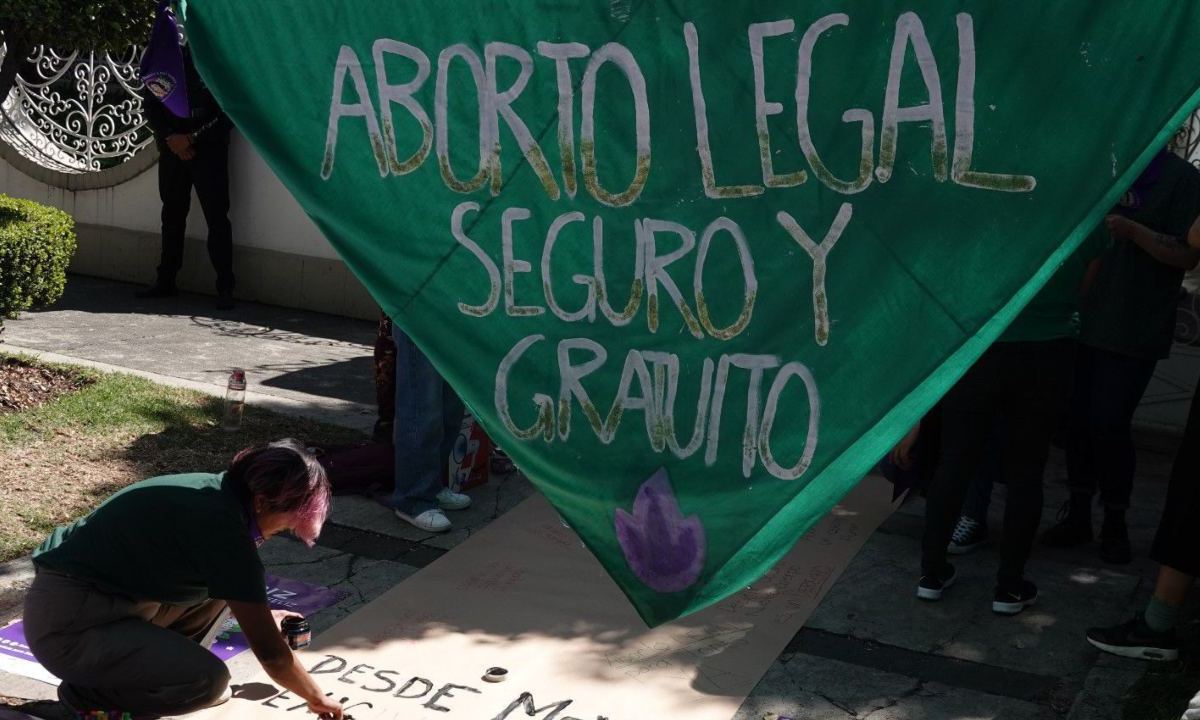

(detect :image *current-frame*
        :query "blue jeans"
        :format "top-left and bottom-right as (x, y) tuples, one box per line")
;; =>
(391, 326), (463, 516)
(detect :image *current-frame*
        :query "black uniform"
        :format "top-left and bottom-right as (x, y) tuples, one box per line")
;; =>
(142, 47), (235, 294)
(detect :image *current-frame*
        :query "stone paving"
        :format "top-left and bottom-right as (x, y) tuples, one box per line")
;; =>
(1, 275), (1196, 719)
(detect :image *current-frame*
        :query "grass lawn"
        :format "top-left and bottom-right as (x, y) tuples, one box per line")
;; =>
(0, 353), (363, 564)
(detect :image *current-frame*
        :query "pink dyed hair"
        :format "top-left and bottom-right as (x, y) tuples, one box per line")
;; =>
(227, 439), (331, 546)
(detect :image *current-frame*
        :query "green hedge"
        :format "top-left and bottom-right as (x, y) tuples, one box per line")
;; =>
(0, 195), (76, 322)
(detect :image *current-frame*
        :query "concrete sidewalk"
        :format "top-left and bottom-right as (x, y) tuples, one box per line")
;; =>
(1, 275), (380, 433)
(1, 274), (1197, 720)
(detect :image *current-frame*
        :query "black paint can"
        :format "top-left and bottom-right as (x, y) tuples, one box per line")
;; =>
(281, 616), (311, 650)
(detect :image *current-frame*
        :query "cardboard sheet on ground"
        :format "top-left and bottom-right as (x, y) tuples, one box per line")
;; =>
(197, 475), (893, 720)
(0, 575), (346, 687)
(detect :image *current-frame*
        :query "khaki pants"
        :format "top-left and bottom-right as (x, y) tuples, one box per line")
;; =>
(23, 568), (230, 718)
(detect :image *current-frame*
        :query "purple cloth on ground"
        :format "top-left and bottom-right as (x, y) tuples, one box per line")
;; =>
(209, 574), (349, 660)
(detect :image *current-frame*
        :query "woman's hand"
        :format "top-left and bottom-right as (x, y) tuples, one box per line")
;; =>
(1104, 214), (1143, 242)
(166, 133), (195, 160)
(1105, 213), (1200, 269)
(307, 695), (343, 719)
(270, 609), (301, 628)
(228, 601), (341, 720)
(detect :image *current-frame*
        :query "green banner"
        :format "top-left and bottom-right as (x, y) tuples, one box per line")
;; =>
(182, 0), (1200, 625)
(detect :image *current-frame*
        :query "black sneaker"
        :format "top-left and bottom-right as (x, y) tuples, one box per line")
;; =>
(948, 515), (988, 555)
(1099, 513), (1132, 564)
(993, 579), (1038, 615)
(134, 283), (177, 299)
(1042, 499), (1092, 548)
(917, 563), (956, 601)
(1086, 615), (1179, 661)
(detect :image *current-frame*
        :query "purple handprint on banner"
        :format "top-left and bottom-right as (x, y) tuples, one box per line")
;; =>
(615, 468), (706, 593)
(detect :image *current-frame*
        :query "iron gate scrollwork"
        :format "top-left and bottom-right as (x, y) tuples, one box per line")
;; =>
(0, 41), (154, 182)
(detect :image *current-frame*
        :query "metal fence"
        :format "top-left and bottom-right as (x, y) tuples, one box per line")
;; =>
(0, 42), (152, 175)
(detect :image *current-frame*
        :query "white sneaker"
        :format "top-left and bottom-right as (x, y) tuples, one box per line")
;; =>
(395, 508), (451, 532)
(437, 488), (472, 511)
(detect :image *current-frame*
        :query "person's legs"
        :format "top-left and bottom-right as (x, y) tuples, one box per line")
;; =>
(962, 428), (1001, 524)
(1089, 349), (1157, 509)
(190, 135), (235, 298)
(391, 326), (449, 526)
(1087, 379), (1200, 661)
(947, 422), (1001, 554)
(24, 571), (230, 717)
(1050, 345), (1155, 556)
(994, 340), (1074, 594)
(148, 148), (192, 292)
(440, 380), (465, 483)
(1150, 379), (1200, 580)
(160, 598), (230, 644)
(1086, 562), (1191, 661)
(1048, 345), (1099, 544)
(1064, 345), (1098, 494)
(55, 619), (230, 717)
(920, 351), (997, 594)
(1086, 348), (1157, 561)
(1144, 566), (1193, 630)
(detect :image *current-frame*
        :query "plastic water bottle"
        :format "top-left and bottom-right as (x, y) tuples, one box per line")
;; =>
(222, 368), (246, 432)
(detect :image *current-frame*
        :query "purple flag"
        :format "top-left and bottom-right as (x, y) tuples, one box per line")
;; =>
(209, 574), (349, 661)
(139, 0), (190, 118)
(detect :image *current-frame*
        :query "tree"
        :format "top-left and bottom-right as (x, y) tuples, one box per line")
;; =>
(0, 0), (154, 103)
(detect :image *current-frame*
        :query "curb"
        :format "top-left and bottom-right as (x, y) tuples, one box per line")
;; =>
(0, 344), (375, 435)
(0, 558), (34, 591)
(1130, 420), (1186, 456)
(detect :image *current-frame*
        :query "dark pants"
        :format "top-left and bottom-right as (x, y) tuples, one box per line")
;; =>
(962, 422), (1004, 524)
(156, 134), (235, 292)
(1152, 381), (1200, 577)
(922, 340), (1075, 585)
(24, 569), (229, 718)
(1065, 344), (1158, 511)
(391, 325), (463, 516)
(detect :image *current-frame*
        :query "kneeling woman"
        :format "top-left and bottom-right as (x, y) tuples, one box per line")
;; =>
(25, 439), (344, 720)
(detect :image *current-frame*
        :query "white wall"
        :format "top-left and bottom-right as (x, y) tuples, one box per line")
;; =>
(0, 132), (339, 261)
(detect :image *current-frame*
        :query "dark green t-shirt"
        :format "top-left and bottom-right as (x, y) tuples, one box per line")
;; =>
(1001, 227), (1112, 343)
(1080, 153), (1200, 359)
(33, 473), (267, 605)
